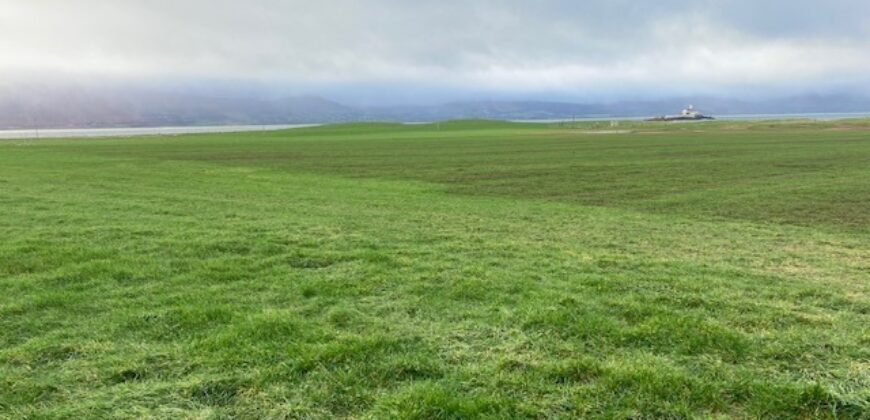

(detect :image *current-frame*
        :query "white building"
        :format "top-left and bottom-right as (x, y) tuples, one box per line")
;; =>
(681, 105), (700, 118)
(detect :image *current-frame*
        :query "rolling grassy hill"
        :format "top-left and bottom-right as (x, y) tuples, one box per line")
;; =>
(1, 120), (868, 418)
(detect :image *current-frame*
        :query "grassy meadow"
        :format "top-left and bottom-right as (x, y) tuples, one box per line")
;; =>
(1, 119), (869, 418)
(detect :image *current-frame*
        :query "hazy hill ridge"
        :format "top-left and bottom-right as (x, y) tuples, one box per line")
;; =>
(2, 87), (869, 129)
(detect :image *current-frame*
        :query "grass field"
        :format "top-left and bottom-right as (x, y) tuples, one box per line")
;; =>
(1, 119), (869, 418)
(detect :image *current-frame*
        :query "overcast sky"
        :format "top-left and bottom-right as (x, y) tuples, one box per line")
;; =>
(2, 0), (869, 104)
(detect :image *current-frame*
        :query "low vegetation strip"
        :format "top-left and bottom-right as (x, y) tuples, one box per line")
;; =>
(1, 120), (868, 418)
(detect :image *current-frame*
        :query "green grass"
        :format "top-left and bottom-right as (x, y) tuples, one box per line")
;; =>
(1, 119), (868, 418)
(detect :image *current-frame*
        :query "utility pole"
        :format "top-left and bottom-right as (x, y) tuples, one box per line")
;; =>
(32, 103), (41, 139)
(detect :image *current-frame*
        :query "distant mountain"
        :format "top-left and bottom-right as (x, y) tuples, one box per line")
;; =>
(0, 86), (358, 129)
(1, 85), (869, 129)
(363, 101), (601, 121)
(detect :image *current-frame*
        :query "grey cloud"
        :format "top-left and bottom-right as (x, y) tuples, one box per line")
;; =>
(1, 0), (869, 102)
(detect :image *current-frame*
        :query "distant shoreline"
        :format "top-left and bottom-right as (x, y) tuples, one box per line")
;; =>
(2, 112), (870, 140)
(512, 111), (870, 123)
(0, 124), (321, 140)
